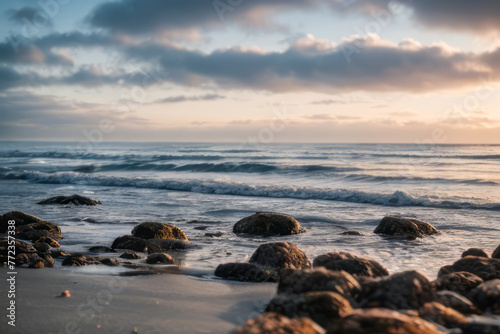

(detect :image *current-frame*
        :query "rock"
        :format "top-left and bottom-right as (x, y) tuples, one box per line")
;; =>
(146, 238), (192, 254)
(89, 246), (115, 253)
(34, 236), (60, 248)
(374, 216), (438, 239)
(277, 268), (361, 300)
(341, 231), (363, 236)
(327, 308), (442, 334)
(249, 242), (311, 270)
(438, 257), (500, 281)
(62, 254), (101, 266)
(0, 211), (62, 242)
(0, 238), (37, 255)
(146, 253), (175, 265)
(358, 270), (435, 310)
(99, 257), (121, 266)
(214, 263), (278, 282)
(233, 212), (305, 236)
(111, 235), (148, 252)
(131, 222), (188, 241)
(33, 242), (51, 253)
(436, 290), (481, 315)
(419, 302), (468, 329)
(205, 232), (224, 238)
(233, 312), (325, 334)
(493, 245), (500, 259)
(120, 251), (143, 260)
(313, 251), (389, 278)
(469, 279), (500, 315)
(15, 252), (54, 268)
(193, 226), (209, 230)
(463, 248), (489, 258)
(37, 194), (102, 205)
(50, 250), (68, 258)
(462, 316), (500, 334)
(435, 271), (484, 296)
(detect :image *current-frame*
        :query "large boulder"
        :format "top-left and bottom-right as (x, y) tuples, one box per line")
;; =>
(249, 242), (311, 270)
(0, 237), (54, 268)
(266, 291), (352, 328)
(436, 290), (481, 315)
(492, 245), (500, 259)
(358, 270), (435, 310)
(462, 248), (489, 258)
(313, 251), (389, 278)
(0, 211), (62, 241)
(468, 279), (500, 315)
(277, 268), (361, 300)
(419, 302), (468, 329)
(215, 262), (278, 282)
(434, 271), (484, 296)
(233, 212), (305, 236)
(16, 252), (54, 268)
(111, 235), (148, 252)
(438, 257), (500, 281)
(146, 238), (192, 254)
(131, 222), (188, 241)
(374, 216), (438, 239)
(233, 312), (325, 334)
(37, 194), (101, 205)
(327, 308), (442, 334)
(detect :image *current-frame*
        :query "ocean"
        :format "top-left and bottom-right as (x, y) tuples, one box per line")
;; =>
(1, 141), (499, 277)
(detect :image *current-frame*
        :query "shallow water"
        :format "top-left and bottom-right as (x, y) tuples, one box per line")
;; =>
(1, 142), (499, 278)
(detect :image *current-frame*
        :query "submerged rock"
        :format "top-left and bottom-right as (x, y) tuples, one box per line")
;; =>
(313, 251), (389, 278)
(233, 212), (305, 236)
(341, 231), (364, 236)
(111, 235), (148, 252)
(214, 263), (278, 282)
(266, 291), (352, 328)
(89, 246), (115, 253)
(435, 271), (484, 296)
(146, 238), (192, 254)
(358, 270), (435, 310)
(119, 251), (143, 260)
(374, 216), (438, 239)
(469, 279), (500, 315)
(131, 222), (188, 241)
(277, 268), (361, 299)
(146, 253), (175, 265)
(37, 194), (101, 206)
(438, 256), (500, 281)
(419, 302), (468, 329)
(436, 290), (481, 315)
(249, 242), (311, 270)
(233, 312), (325, 334)
(327, 308), (442, 334)
(99, 257), (121, 266)
(0, 211), (62, 242)
(462, 248), (489, 258)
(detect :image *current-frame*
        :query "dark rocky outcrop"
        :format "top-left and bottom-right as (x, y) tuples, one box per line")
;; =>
(120, 251), (143, 260)
(89, 246), (115, 253)
(146, 238), (192, 254)
(0, 238), (54, 268)
(249, 242), (311, 270)
(277, 268), (361, 299)
(215, 263), (278, 282)
(33, 242), (51, 253)
(0, 211), (62, 242)
(62, 254), (102, 266)
(233, 312), (325, 334)
(146, 253), (175, 265)
(492, 245), (500, 259)
(469, 279), (500, 315)
(233, 212), (305, 236)
(327, 308), (442, 334)
(266, 291), (352, 328)
(436, 290), (481, 315)
(37, 194), (101, 206)
(313, 251), (389, 278)
(462, 248), (489, 258)
(34, 236), (60, 248)
(419, 302), (468, 329)
(111, 235), (148, 252)
(438, 257), (500, 281)
(435, 271), (484, 296)
(374, 216), (438, 239)
(99, 257), (121, 266)
(15, 252), (54, 268)
(131, 222), (188, 241)
(358, 270), (435, 310)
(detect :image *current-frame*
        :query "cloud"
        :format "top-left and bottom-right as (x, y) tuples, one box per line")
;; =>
(7, 6), (53, 27)
(155, 94), (225, 104)
(310, 99), (347, 105)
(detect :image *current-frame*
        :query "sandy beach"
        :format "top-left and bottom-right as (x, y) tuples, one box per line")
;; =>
(0, 267), (276, 334)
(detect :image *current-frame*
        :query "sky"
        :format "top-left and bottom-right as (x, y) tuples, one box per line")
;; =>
(1, 0), (500, 143)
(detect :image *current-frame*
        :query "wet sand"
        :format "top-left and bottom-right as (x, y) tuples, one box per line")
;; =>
(0, 267), (276, 334)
